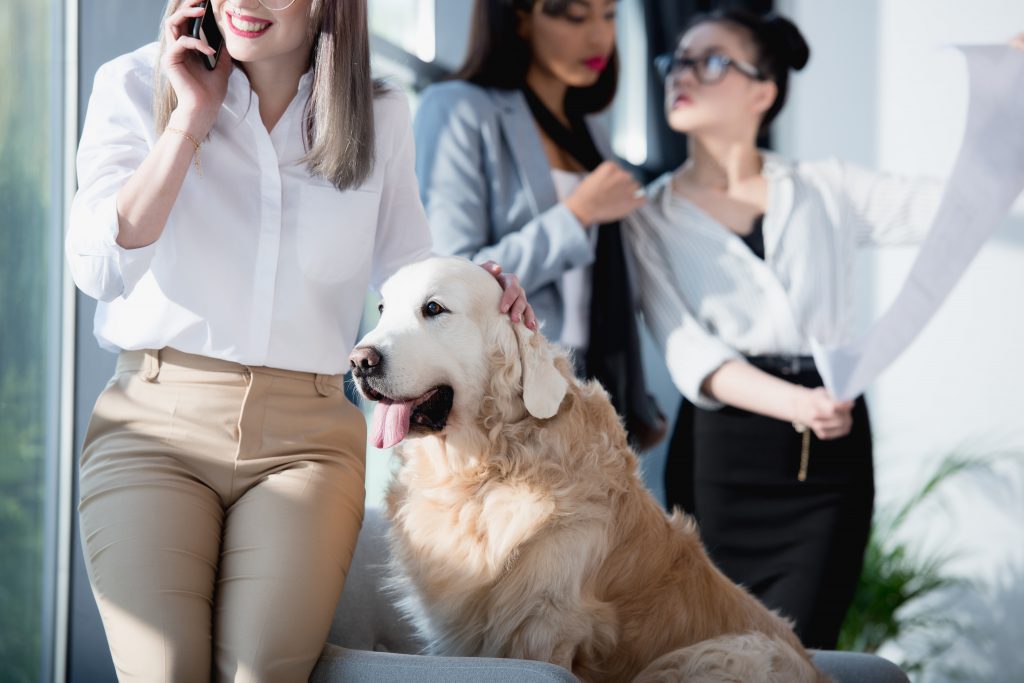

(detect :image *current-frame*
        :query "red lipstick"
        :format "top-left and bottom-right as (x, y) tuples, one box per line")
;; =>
(583, 56), (608, 72)
(226, 13), (273, 39)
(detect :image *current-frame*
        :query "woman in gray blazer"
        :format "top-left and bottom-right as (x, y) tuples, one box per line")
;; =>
(414, 0), (665, 449)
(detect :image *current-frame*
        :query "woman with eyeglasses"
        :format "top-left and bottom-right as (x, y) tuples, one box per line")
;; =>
(624, 9), (951, 649)
(66, 1), (533, 679)
(413, 0), (667, 451)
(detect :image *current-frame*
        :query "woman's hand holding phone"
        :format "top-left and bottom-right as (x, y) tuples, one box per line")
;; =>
(190, 1), (224, 71)
(162, 0), (231, 137)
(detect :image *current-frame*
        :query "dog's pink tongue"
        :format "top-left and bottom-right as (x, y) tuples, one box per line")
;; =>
(371, 401), (414, 449)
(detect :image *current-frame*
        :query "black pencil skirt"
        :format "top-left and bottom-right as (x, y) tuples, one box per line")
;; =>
(664, 366), (874, 650)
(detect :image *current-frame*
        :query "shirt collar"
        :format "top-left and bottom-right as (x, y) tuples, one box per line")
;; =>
(221, 65), (314, 121)
(760, 150), (795, 179)
(651, 150), (794, 211)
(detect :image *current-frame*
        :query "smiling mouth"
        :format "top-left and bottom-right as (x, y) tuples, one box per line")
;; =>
(359, 381), (455, 449)
(227, 13), (272, 37)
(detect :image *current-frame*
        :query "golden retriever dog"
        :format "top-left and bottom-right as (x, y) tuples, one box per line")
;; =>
(349, 256), (830, 683)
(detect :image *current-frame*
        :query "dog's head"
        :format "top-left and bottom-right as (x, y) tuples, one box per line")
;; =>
(349, 256), (568, 449)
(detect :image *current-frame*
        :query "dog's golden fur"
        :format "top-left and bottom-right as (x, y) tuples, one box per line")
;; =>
(359, 257), (830, 682)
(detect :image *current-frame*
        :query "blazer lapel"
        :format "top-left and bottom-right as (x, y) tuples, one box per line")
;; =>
(491, 89), (558, 216)
(586, 114), (614, 161)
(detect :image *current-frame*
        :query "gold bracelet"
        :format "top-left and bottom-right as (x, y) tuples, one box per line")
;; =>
(165, 127), (202, 177)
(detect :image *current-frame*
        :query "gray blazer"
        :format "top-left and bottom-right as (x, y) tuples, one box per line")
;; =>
(413, 80), (614, 342)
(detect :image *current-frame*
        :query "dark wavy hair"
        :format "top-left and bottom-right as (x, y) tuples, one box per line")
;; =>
(454, 0), (620, 115)
(685, 8), (810, 132)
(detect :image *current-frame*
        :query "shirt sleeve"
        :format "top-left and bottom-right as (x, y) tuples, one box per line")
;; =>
(625, 207), (743, 410)
(829, 160), (946, 247)
(414, 84), (593, 294)
(369, 90), (435, 292)
(66, 57), (159, 302)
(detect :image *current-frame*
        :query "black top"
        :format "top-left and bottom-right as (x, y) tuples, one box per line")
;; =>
(741, 214), (766, 260)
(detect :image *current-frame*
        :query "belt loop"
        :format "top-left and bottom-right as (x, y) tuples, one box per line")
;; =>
(314, 374), (331, 397)
(142, 349), (161, 382)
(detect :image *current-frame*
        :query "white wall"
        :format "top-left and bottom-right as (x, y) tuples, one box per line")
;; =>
(777, 1), (1024, 680)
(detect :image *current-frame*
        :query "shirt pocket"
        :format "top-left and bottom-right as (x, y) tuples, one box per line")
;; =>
(296, 183), (381, 282)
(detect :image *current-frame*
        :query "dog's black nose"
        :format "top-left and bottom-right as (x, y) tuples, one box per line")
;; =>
(349, 346), (383, 376)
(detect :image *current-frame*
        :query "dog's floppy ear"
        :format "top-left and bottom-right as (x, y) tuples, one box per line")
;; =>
(513, 324), (567, 419)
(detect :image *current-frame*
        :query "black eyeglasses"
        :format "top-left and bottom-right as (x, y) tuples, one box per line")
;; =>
(654, 52), (765, 85)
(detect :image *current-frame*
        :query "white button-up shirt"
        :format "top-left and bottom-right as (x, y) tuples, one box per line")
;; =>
(67, 43), (432, 374)
(625, 154), (944, 408)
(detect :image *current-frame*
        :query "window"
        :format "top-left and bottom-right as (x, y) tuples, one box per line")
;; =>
(369, 0), (436, 63)
(0, 0), (64, 680)
(369, 0), (448, 109)
(362, 0), (442, 506)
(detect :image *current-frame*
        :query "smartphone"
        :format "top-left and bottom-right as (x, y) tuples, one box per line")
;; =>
(189, 1), (223, 71)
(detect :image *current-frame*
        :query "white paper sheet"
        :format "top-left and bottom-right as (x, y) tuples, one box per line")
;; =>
(812, 45), (1024, 401)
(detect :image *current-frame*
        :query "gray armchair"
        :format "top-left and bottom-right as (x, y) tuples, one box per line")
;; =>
(312, 508), (909, 683)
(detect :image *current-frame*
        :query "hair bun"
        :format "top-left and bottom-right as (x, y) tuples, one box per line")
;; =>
(763, 13), (810, 71)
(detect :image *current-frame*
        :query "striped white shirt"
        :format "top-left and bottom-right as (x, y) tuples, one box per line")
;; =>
(625, 154), (943, 408)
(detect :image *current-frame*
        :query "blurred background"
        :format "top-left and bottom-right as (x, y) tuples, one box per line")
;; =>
(1, 0), (1022, 681)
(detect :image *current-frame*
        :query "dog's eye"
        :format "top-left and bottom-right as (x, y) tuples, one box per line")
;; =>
(377, 302), (384, 315)
(422, 301), (447, 318)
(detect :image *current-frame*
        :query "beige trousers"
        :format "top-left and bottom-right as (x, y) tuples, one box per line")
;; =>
(79, 348), (366, 682)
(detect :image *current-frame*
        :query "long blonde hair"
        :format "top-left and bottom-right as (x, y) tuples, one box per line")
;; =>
(154, 0), (383, 190)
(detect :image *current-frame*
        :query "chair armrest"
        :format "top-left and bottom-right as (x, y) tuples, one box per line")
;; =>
(311, 644), (578, 683)
(811, 650), (910, 683)
(313, 646), (907, 683)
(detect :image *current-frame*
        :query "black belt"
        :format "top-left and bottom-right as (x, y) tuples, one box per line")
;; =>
(745, 354), (817, 377)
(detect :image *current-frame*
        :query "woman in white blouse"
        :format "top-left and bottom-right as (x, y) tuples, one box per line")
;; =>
(66, 1), (531, 679)
(625, 9), (946, 649)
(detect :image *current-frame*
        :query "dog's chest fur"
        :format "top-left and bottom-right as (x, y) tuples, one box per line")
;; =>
(389, 439), (557, 586)
(385, 434), (618, 658)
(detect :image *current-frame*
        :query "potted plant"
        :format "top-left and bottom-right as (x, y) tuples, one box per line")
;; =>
(838, 456), (983, 676)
